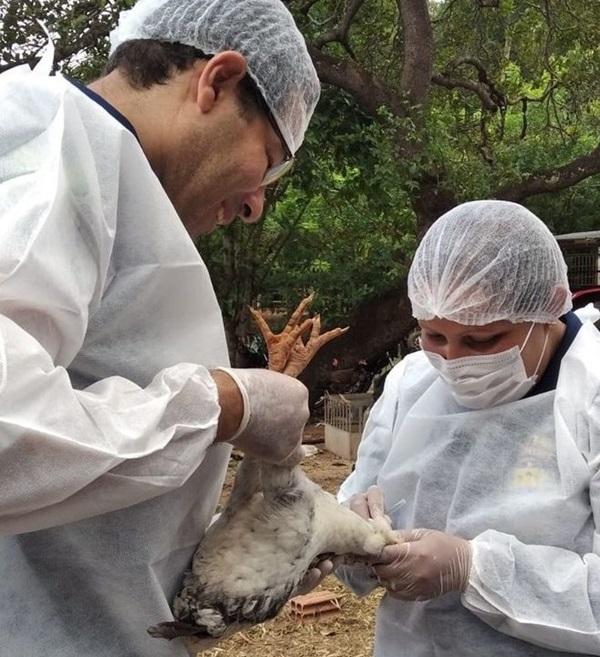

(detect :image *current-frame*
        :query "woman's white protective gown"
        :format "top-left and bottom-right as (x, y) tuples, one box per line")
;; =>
(339, 317), (600, 657)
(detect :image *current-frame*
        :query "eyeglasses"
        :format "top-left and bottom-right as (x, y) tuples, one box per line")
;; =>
(261, 108), (294, 188)
(213, 64), (294, 188)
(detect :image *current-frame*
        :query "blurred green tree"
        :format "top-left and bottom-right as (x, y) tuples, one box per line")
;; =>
(2, 0), (599, 397)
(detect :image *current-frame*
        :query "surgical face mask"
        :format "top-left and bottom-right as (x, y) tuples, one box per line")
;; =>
(424, 323), (550, 410)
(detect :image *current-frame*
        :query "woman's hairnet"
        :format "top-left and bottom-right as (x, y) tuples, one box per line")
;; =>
(408, 200), (572, 325)
(109, 0), (320, 155)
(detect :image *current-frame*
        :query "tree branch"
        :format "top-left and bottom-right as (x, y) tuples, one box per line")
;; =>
(308, 45), (406, 117)
(397, 0), (433, 110)
(299, 0), (323, 14)
(431, 0), (460, 25)
(431, 73), (499, 111)
(432, 57), (506, 112)
(308, 0), (433, 120)
(313, 0), (366, 55)
(506, 81), (558, 140)
(493, 143), (600, 202)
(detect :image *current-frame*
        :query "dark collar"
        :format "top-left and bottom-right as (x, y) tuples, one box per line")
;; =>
(525, 311), (582, 397)
(67, 77), (140, 143)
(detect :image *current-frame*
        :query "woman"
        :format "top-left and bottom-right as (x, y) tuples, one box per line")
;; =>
(338, 200), (600, 656)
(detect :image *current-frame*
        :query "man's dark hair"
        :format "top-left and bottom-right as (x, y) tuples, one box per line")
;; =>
(105, 40), (267, 116)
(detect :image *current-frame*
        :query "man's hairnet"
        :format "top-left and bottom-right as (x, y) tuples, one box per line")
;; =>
(408, 200), (572, 325)
(109, 0), (320, 155)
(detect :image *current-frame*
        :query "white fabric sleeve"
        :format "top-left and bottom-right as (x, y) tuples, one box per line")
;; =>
(0, 74), (222, 536)
(0, 314), (222, 535)
(335, 361), (407, 596)
(462, 531), (600, 654)
(461, 392), (600, 654)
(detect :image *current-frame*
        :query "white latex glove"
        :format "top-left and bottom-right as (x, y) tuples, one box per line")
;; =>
(339, 486), (394, 591)
(373, 529), (472, 601)
(347, 485), (391, 526)
(216, 367), (309, 465)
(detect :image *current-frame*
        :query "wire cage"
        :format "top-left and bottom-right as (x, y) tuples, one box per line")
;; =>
(323, 392), (373, 460)
(562, 251), (600, 289)
(556, 232), (600, 290)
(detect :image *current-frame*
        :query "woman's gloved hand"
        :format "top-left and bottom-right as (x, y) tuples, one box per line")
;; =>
(213, 367), (309, 465)
(373, 529), (472, 601)
(346, 485), (391, 526)
(292, 556), (345, 596)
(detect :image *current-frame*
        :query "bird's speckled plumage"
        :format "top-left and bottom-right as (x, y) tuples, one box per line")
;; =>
(148, 456), (395, 651)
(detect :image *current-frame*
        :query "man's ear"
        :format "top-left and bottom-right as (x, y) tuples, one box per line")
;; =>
(196, 51), (247, 113)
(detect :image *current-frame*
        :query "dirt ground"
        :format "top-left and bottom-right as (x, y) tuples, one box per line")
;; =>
(204, 424), (382, 657)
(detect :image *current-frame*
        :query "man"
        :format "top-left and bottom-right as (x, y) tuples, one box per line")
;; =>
(0, 1), (321, 655)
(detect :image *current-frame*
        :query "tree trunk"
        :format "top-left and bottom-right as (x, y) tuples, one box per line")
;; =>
(298, 279), (416, 407)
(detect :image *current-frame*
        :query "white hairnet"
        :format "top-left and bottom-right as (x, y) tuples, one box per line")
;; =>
(109, 0), (320, 155)
(408, 200), (572, 325)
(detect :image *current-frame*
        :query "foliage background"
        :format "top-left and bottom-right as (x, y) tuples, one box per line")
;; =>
(2, 0), (599, 392)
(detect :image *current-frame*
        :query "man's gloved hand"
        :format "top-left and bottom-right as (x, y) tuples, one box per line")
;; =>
(373, 529), (472, 601)
(214, 367), (309, 465)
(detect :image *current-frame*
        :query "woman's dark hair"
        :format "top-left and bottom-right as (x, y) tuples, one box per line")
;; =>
(105, 39), (266, 116)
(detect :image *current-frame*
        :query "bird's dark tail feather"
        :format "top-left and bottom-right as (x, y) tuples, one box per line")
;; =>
(147, 621), (207, 640)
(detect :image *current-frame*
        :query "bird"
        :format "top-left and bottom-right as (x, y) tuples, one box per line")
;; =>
(147, 455), (396, 652)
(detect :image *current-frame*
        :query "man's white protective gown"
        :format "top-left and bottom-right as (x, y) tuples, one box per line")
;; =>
(339, 318), (600, 657)
(0, 56), (231, 656)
